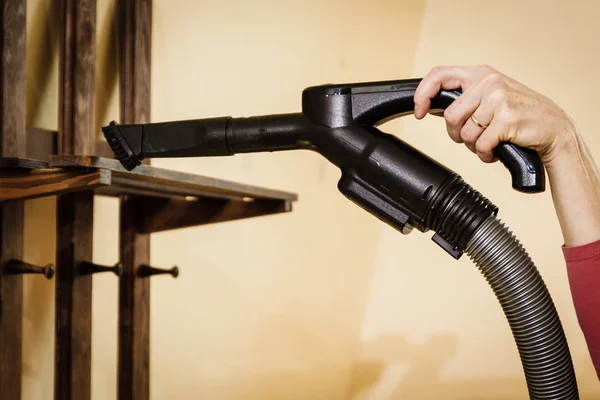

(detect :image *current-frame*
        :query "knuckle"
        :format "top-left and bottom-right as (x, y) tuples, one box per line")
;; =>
(477, 151), (493, 163)
(484, 72), (505, 88)
(480, 64), (497, 74)
(430, 66), (443, 76)
(488, 87), (508, 106)
(449, 134), (462, 144)
(443, 107), (461, 125)
(445, 121), (462, 143)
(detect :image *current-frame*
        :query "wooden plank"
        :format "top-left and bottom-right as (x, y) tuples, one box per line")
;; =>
(138, 197), (292, 233)
(0, 168), (109, 203)
(56, 1), (96, 400)
(27, 127), (57, 160)
(0, 1), (26, 399)
(59, 0), (96, 155)
(118, 1), (152, 398)
(0, 157), (49, 169)
(49, 155), (298, 201)
(94, 138), (116, 159)
(55, 191), (94, 400)
(119, 0), (151, 126)
(0, 202), (24, 400)
(0, 0), (26, 158)
(119, 196), (150, 400)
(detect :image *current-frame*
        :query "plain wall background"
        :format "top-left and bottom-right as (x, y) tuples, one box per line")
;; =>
(20, 0), (600, 399)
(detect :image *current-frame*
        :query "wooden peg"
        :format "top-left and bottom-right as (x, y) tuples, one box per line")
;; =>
(79, 262), (123, 276)
(5, 259), (54, 279)
(138, 264), (179, 278)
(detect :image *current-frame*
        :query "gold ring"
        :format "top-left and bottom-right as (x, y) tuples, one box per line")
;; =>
(471, 114), (488, 129)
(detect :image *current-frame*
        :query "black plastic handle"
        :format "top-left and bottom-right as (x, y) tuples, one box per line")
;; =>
(342, 79), (545, 193)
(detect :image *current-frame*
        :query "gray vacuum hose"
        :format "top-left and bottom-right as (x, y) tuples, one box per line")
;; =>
(465, 216), (579, 399)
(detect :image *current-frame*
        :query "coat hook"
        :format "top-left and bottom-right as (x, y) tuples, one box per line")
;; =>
(138, 264), (179, 278)
(5, 259), (55, 280)
(79, 261), (123, 276)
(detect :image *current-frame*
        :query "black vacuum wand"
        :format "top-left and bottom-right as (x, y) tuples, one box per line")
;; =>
(103, 79), (544, 257)
(103, 79), (579, 399)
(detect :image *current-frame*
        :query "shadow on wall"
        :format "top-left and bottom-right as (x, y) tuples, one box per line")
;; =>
(26, 0), (59, 126)
(346, 333), (524, 400)
(95, 0), (118, 133)
(347, 334), (599, 400)
(346, 334), (519, 400)
(155, 333), (528, 400)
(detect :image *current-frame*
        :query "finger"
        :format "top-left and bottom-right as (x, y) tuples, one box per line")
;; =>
(474, 119), (503, 163)
(443, 83), (484, 142)
(414, 66), (471, 119)
(459, 97), (495, 147)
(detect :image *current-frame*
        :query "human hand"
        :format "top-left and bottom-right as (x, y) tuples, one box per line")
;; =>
(413, 65), (578, 166)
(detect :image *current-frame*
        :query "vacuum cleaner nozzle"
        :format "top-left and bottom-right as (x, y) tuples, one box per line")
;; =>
(103, 116), (238, 170)
(102, 121), (143, 171)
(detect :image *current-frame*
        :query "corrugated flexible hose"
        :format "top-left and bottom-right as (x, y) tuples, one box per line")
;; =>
(465, 215), (579, 399)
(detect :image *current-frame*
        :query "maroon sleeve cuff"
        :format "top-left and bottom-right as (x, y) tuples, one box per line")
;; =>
(562, 239), (600, 261)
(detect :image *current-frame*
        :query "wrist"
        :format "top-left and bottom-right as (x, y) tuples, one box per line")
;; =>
(544, 120), (582, 172)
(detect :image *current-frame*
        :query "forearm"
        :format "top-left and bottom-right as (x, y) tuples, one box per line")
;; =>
(546, 124), (600, 247)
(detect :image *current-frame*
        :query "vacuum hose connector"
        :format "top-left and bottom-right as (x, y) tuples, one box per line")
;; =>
(466, 216), (579, 399)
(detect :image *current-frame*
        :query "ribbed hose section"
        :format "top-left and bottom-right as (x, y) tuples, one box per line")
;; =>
(465, 216), (578, 399)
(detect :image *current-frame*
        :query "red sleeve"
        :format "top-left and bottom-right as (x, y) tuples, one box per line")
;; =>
(563, 239), (600, 380)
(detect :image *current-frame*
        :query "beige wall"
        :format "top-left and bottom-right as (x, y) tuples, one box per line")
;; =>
(20, 0), (600, 399)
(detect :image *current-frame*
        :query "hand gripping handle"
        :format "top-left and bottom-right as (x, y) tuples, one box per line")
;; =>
(346, 79), (545, 193)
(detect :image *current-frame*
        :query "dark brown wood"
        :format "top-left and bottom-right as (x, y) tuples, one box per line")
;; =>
(119, 0), (151, 126)
(56, 1), (96, 399)
(138, 197), (292, 233)
(0, 157), (298, 208)
(0, 1), (26, 398)
(55, 191), (94, 400)
(5, 259), (55, 279)
(50, 155), (298, 201)
(0, 0), (26, 159)
(118, 1), (152, 398)
(0, 168), (109, 203)
(138, 264), (178, 278)
(27, 127), (58, 159)
(119, 195), (150, 400)
(0, 157), (49, 169)
(79, 261), (123, 276)
(59, 0), (96, 155)
(0, 202), (24, 400)
(94, 138), (117, 159)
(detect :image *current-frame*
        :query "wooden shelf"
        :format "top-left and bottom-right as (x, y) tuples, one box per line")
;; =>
(0, 156), (297, 233)
(50, 155), (297, 201)
(0, 157), (49, 169)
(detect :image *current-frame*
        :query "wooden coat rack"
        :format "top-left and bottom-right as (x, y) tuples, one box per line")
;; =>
(0, 0), (297, 399)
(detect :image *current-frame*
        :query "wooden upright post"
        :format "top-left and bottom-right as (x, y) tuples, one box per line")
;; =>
(117, 1), (153, 399)
(55, 1), (96, 399)
(0, 1), (27, 399)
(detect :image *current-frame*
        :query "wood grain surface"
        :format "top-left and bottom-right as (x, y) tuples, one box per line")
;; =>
(55, 1), (97, 399)
(50, 155), (298, 201)
(0, 1), (26, 398)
